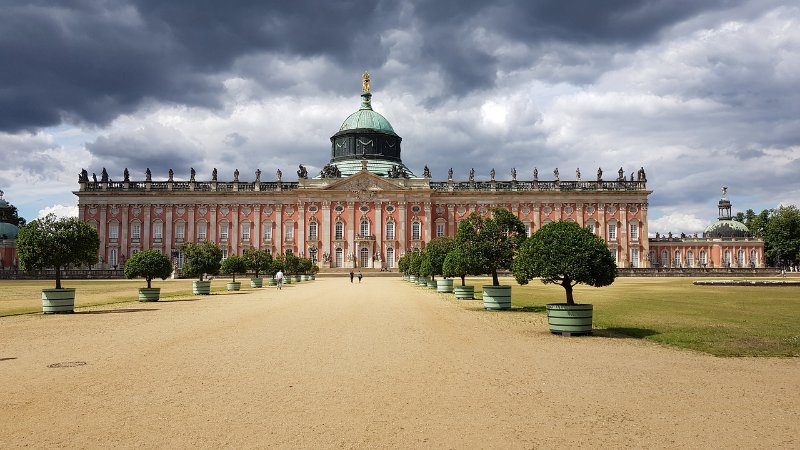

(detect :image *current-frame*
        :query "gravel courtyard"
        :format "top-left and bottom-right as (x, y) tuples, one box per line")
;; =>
(1, 277), (798, 448)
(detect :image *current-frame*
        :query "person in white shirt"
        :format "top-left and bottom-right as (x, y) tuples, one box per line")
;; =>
(275, 270), (284, 290)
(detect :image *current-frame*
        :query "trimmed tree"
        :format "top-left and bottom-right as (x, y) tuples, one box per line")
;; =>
(16, 214), (99, 289)
(270, 256), (285, 276)
(180, 241), (223, 280)
(398, 254), (410, 274)
(284, 253), (301, 276)
(220, 255), (248, 283)
(408, 250), (423, 277)
(513, 220), (617, 304)
(423, 237), (455, 280)
(463, 209), (526, 286)
(243, 248), (272, 278)
(442, 246), (481, 286)
(124, 249), (172, 289)
(419, 252), (433, 279)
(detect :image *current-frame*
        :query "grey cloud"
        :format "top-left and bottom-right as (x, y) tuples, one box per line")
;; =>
(224, 132), (249, 148)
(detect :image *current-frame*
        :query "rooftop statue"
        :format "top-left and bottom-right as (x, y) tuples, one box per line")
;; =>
(190, 167), (196, 182)
(448, 167), (453, 181)
(362, 71), (370, 93)
(423, 165), (431, 178)
(321, 164), (342, 178)
(276, 169), (282, 181)
(145, 168), (152, 182)
(101, 168), (109, 183)
(511, 167), (517, 181)
(79, 168), (88, 183)
(597, 167), (603, 181)
(618, 167), (624, 181)
(490, 168), (495, 181)
(92, 172), (97, 183)
(553, 167), (559, 182)
(168, 169), (174, 181)
(297, 164), (308, 179)
(469, 168), (475, 182)
(123, 168), (130, 182)
(234, 169), (239, 182)
(576, 167), (581, 181)
(533, 167), (538, 181)
(212, 168), (217, 181)
(255, 168), (261, 182)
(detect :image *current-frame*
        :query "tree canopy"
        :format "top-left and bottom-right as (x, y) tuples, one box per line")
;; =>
(422, 237), (455, 280)
(398, 253), (410, 274)
(283, 253), (301, 275)
(124, 249), (173, 289)
(180, 241), (222, 280)
(764, 205), (800, 266)
(407, 250), (423, 276)
(16, 214), (99, 289)
(463, 208), (526, 286)
(221, 255), (248, 282)
(513, 220), (617, 305)
(242, 248), (272, 278)
(442, 246), (481, 286)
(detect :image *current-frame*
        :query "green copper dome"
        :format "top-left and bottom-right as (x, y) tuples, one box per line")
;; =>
(0, 222), (19, 240)
(338, 92), (397, 135)
(704, 219), (750, 238)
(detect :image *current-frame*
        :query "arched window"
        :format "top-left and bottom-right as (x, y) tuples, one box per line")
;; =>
(308, 221), (318, 241)
(284, 221), (294, 242)
(109, 221), (119, 240)
(360, 247), (370, 268)
(674, 250), (682, 267)
(175, 221), (185, 240)
(335, 221), (344, 240)
(219, 221), (229, 240)
(607, 221), (617, 241)
(750, 249), (757, 267)
(335, 247), (343, 267)
(360, 219), (370, 237)
(109, 248), (118, 267)
(385, 221), (395, 240)
(196, 221), (207, 240)
(263, 222), (272, 241)
(412, 221), (421, 240)
(630, 248), (639, 268)
(241, 221), (251, 241)
(700, 250), (707, 266)
(153, 221), (163, 240)
(687, 251), (694, 268)
(386, 248), (394, 269)
(737, 250), (745, 268)
(435, 219), (446, 237)
(629, 220), (639, 240)
(724, 249), (732, 267)
(661, 250), (669, 267)
(131, 222), (141, 241)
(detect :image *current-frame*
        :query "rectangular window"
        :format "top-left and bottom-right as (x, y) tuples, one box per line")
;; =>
(412, 222), (421, 240)
(176, 252), (184, 269)
(220, 223), (229, 240)
(285, 223), (294, 241)
(109, 223), (119, 240)
(198, 223), (207, 240)
(153, 222), (163, 240)
(176, 223), (185, 240)
(132, 223), (141, 240)
(608, 223), (617, 241)
(630, 248), (639, 268)
(221, 248), (228, 260)
(335, 222), (344, 240)
(309, 222), (318, 240)
(241, 223), (250, 240)
(436, 223), (445, 237)
(109, 248), (118, 267)
(525, 223), (532, 237)
(630, 222), (639, 240)
(385, 222), (394, 240)
(264, 224), (272, 241)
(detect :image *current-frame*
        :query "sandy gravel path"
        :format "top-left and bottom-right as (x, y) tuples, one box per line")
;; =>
(1, 278), (798, 449)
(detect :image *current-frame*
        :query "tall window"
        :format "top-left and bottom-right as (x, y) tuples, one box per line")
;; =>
(197, 222), (207, 240)
(360, 247), (370, 268)
(241, 222), (250, 240)
(525, 223), (532, 237)
(750, 250), (757, 267)
(687, 251), (694, 268)
(661, 250), (669, 267)
(176, 252), (183, 269)
(335, 248), (343, 267)
(109, 248), (118, 267)
(109, 222), (119, 240)
(153, 222), (163, 240)
(284, 222), (294, 241)
(630, 222), (639, 240)
(176, 222), (185, 240)
(221, 248), (229, 260)
(737, 250), (744, 268)
(360, 219), (370, 237)
(630, 248), (639, 268)
(335, 221), (344, 240)
(724, 249), (732, 267)
(386, 248), (394, 269)
(385, 221), (395, 240)
(264, 222), (272, 241)
(436, 223), (445, 237)
(309, 221), (318, 240)
(220, 222), (229, 240)
(608, 222), (617, 241)
(412, 221), (421, 240)
(674, 250), (682, 267)
(700, 250), (707, 266)
(132, 223), (141, 240)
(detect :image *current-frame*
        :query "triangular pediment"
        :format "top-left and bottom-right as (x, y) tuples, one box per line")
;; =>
(323, 171), (409, 191)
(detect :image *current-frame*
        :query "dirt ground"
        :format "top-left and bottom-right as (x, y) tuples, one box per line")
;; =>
(1, 277), (798, 449)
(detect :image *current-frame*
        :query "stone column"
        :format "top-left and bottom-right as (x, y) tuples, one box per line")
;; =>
(232, 205), (239, 255)
(165, 206), (173, 258)
(555, 202), (562, 221)
(143, 206), (151, 250)
(448, 205), (455, 238)
(533, 204), (540, 231)
(298, 201), (306, 257)
(598, 204), (606, 243)
(347, 201), (355, 268)
(640, 204), (649, 268)
(399, 201), (407, 255)
(619, 203), (628, 268)
(99, 205), (107, 268)
(209, 205), (217, 243)
(375, 201), (382, 261)
(321, 202), (331, 267)
(121, 206), (129, 259)
(187, 206), (195, 242)
(275, 204), (283, 255)
(576, 204), (584, 227)
(424, 202), (432, 244)
(253, 205), (261, 250)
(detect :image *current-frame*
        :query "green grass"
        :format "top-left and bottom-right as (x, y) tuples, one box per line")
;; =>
(464, 276), (800, 357)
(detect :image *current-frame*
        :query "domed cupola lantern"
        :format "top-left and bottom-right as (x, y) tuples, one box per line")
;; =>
(704, 186), (750, 238)
(324, 72), (415, 177)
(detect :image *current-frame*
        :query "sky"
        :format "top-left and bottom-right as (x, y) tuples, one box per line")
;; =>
(1, 0), (798, 235)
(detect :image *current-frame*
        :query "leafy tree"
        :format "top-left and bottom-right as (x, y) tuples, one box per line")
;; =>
(464, 209), (526, 286)
(284, 253), (301, 275)
(407, 250), (423, 276)
(0, 202), (25, 227)
(243, 248), (272, 278)
(419, 252), (433, 279)
(442, 246), (481, 286)
(299, 257), (314, 274)
(180, 241), (222, 281)
(513, 221), (617, 305)
(124, 249), (173, 289)
(422, 237), (455, 280)
(764, 205), (800, 266)
(221, 255), (248, 282)
(16, 214), (99, 289)
(398, 254), (409, 274)
(270, 255), (285, 276)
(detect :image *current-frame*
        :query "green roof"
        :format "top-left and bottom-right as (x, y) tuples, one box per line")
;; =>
(0, 222), (19, 240)
(704, 219), (750, 238)
(339, 109), (396, 135)
(315, 159), (416, 178)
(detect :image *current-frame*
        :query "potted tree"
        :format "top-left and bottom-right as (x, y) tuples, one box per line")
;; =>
(419, 255), (436, 289)
(309, 261), (319, 280)
(16, 214), (99, 313)
(284, 253), (301, 282)
(124, 249), (173, 301)
(180, 241), (223, 295)
(299, 258), (313, 281)
(513, 220), (617, 335)
(243, 248), (272, 288)
(270, 256), (285, 285)
(464, 209), (525, 310)
(398, 254), (410, 281)
(221, 254), (248, 291)
(442, 246), (481, 299)
(409, 250), (425, 285)
(424, 237), (455, 293)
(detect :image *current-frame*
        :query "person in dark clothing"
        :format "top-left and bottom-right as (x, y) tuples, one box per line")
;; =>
(349, 271), (354, 283)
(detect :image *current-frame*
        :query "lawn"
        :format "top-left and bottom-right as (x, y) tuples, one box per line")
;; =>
(0, 278), (242, 316)
(462, 276), (800, 357)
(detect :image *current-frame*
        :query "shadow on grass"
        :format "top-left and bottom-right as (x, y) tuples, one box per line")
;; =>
(76, 308), (158, 314)
(517, 306), (547, 313)
(158, 298), (201, 303)
(593, 327), (660, 339)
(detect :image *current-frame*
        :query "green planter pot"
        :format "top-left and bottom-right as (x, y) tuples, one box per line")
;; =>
(193, 280), (211, 295)
(426, 279), (437, 289)
(483, 285), (512, 310)
(250, 277), (263, 288)
(311, 275), (316, 280)
(227, 282), (241, 291)
(417, 276), (429, 286)
(42, 288), (76, 314)
(301, 275), (310, 281)
(409, 275), (417, 283)
(284, 277), (292, 285)
(454, 285), (474, 299)
(546, 303), (593, 335)
(293, 275), (301, 282)
(138, 287), (161, 302)
(436, 279), (454, 293)
(267, 278), (277, 286)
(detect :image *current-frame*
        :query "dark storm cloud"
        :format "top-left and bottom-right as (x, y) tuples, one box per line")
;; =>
(1, 0), (743, 133)
(85, 127), (198, 179)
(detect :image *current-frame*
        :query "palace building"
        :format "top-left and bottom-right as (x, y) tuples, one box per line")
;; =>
(76, 73), (656, 271)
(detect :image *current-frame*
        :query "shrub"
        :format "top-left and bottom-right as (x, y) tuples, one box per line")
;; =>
(221, 255), (248, 282)
(180, 241), (223, 281)
(124, 249), (172, 288)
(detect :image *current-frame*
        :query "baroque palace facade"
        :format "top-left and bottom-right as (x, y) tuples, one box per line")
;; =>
(75, 73), (653, 271)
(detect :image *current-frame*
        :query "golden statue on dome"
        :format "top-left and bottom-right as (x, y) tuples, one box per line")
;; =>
(362, 71), (370, 93)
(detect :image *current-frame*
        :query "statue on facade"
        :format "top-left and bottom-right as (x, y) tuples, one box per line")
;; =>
(79, 169), (88, 183)
(123, 168), (130, 182)
(92, 172), (97, 183)
(101, 168), (109, 183)
(469, 168), (475, 182)
(511, 167), (517, 181)
(255, 169), (261, 183)
(448, 167), (453, 181)
(423, 165), (431, 178)
(490, 168), (495, 181)
(233, 169), (239, 182)
(533, 167), (538, 181)
(618, 167), (624, 181)
(321, 164), (342, 178)
(597, 167), (603, 181)
(362, 71), (370, 93)
(145, 168), (152, 182)
(212, 168), (217, 181)
(190, 167), (196, 182)
(297, 165), (308, 179)
(553, 167), (559, 182)
(638, 166), (647, 182)
(276, 169), (282, 181)
(575, 168), (581, 181)
(168, 169), (174, 181)
(630, 172), (634, 181)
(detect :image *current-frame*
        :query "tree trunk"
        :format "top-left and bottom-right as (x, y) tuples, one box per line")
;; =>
(562, 278), (574, 305)
(55, 267), (62, 290)
(147, 277), (152, 289)
(232, 273), (236, 282)
(460, 275), (466, 286)
(491, 270), (500, 286)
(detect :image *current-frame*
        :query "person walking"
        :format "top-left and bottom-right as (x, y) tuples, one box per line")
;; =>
(349, 270), (354, 283)
(357, 271), (363, 283)
(275, 269), (284, 290)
